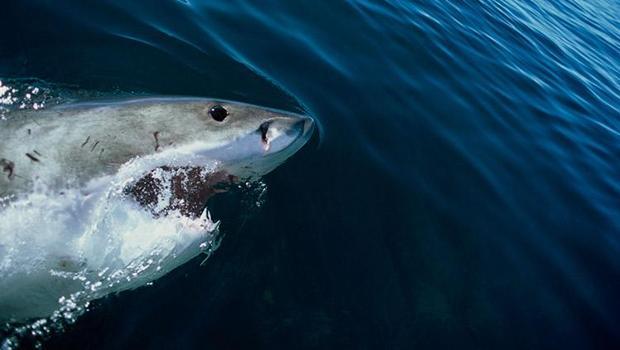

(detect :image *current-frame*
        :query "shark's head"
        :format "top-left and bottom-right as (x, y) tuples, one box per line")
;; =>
(188, 100), (315, 178)
(110, 97), (315, 216)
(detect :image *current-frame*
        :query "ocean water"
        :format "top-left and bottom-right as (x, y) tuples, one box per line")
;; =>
(1, 0), (619, 349)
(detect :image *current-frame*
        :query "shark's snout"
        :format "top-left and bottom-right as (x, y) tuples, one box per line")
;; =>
(260, 115), (314, 154)
(296, 116), (315, 138)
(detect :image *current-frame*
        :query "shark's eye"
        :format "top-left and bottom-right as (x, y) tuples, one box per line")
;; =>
(209, 105), (228, 122)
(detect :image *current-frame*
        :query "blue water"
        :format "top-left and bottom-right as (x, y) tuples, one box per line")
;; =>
(2, 0), (620, 348)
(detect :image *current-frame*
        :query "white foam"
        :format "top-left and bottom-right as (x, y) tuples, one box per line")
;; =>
(0, 157), (223, 326)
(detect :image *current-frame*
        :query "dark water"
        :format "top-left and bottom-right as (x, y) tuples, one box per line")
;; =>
(2, 0), (620, 348)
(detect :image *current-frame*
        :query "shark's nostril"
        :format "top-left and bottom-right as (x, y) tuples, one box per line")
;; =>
(259, 122), (270, 144)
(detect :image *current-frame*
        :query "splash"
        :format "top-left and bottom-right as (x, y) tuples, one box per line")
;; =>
(0, 79), (52, 120)
(0, 162), (225, 348)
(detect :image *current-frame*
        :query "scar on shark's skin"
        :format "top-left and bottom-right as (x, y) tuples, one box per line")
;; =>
(128, 167), (237, 217)
(99, 148), (105, 159)
(27, 129), (31, 135)
(33, 150), (42, 156)
(153, 131), (161, 152)
(25, 153), (40, 162)
(81, 136), (91, 148)
(0, 159), (15, 179)
(90, 141), (100, 152)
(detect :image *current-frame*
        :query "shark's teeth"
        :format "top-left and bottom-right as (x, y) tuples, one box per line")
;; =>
(176, 207), (219, 236)
(198, 207), (222, 233)
(212, 220), (220, 231)
(197, 207), (222, 266)
(201, 207), (215, 223)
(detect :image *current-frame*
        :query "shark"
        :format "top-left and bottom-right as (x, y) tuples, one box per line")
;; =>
(0, 97), (314, 322)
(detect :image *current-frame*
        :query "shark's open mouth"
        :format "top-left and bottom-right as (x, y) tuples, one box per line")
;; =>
(125, 166), (238, 218)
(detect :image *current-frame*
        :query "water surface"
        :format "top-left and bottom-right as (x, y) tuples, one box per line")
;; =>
(1, 0), (620, 349)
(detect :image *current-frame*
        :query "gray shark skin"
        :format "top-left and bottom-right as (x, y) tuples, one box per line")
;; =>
(0, 97), (314, 201)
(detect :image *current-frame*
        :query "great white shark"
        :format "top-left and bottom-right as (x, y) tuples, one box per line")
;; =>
(0, 97), (314, 322)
